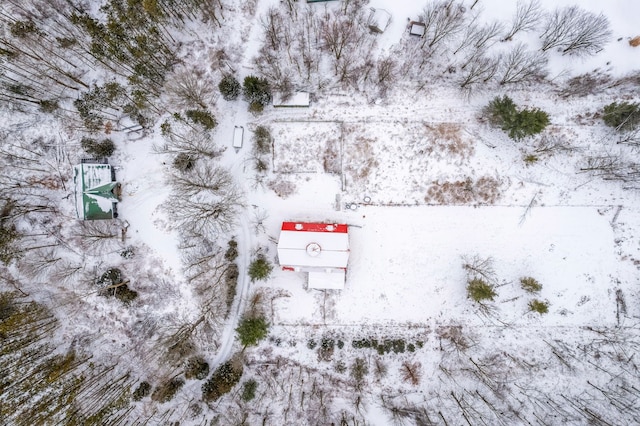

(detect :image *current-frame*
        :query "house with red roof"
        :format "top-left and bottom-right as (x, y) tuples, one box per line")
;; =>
(277, 222), (350, 290)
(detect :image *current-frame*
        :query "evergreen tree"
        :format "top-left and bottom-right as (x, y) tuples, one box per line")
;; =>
(603, 102), (640, 131)
(81, 137), (116, 157)
(185, 109), (216, 130)
(218, 74), (241, 100)
(485, 95), (549, 140)
(242, 75), (272, 106)
(467, 278), (497, 302)
(248, 254), (272, 281)
(236, 316), (269, 347)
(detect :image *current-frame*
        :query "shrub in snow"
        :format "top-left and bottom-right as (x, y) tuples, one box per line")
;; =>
(173, 153), (195, 172)
(236, 316), (269, 347)
(602, 102), (640, 131)
(185, 109), (216, 130)
(151, 377), (185, 403)
(97, 268), (138, 304)
(243, 75), (272, 106)
(184, 356), (210, 380)
(253, 126), (272, 155)
(225, 263), (239, 313)
(318, 337), (335, 361)
(81, 137), (116, 158)
(350, 358), (368, 389)
(467, 278), (497, 302)
(254, 158), (269, 173)
(218, 74), (241, 100)
(307, 339), (317, 349)
(224, 239), (238, 262)
(202, 358), (243, 401)
(39, 99), (59, 113)
(97, 268), (122, 287)
(484, 95), (549, 140)
(248, 254), (272, 282)
(528, 299), (549, 314)
(132, 381), (151, 401)
(241, 379), (258, 402)
(113, 285), (138, 305)
(352, 338), (371, 349)
(520, 276), (542, 293)
(248, 101), (264, 115)
(120, 246), (135, 258)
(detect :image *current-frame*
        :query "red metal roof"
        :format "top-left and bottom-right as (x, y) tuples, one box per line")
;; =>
(281, 222), (348, 233)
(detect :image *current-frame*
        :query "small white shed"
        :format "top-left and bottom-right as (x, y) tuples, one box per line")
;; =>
(233, 126), (244, 152)
(273, 92), (310, 108)
(368, 8), (392, 34)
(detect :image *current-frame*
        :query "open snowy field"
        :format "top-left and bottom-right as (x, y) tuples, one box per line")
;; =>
(268, 205), (620, 326)
(1, 0), (639, 424)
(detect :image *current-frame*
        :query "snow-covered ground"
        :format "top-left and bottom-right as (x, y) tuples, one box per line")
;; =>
(1, 0), (639, 424)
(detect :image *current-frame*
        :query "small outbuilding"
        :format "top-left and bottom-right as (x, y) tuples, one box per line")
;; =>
(277, 222), (350, 290)
(73, 161), (120, 220)
(233, 126), (244, 152)
(273, 92), (310, 108)
(409, 21), (426, 37)
(368, 8), (392, 34)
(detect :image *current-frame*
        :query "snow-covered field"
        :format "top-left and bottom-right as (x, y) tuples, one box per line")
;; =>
(1, 0), (639, 424)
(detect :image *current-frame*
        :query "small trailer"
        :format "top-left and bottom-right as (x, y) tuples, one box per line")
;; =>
(233, 126), (244, 152)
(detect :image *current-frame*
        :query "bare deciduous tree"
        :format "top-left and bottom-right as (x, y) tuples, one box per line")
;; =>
(454, 20), (503, 55)
(534, 133), (577, 155)
(580, 155), (640, 182)
(540, 6), (612, 56)
(462, 254), (497, 284)
(420, 0), (466, 50)
(400, 361), (422, 385)
(502, 0), (543, 42)
(70, 220), (122, 254)
(165, 67), (215, 110)
(459, 53), (500, 89)
(157, 127), (224, 159)
(261, 7), (286, 51)
(473, 21), (504, 50)
(167, 163), (244, 237)
(499, 43), (548, 85)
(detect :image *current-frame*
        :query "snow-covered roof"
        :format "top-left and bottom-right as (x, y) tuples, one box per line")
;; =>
(368, 8), (392, 33)
(233, 126), (244, 149)
(73, 163), (119, 220)
(309, 271), (345, 290)
(277, 222), (349, 270)
(409, 22), (425, 37)
(273, 92), (310, 108)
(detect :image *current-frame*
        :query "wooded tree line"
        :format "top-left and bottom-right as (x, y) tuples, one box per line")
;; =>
(253, 0), (613, 97)
(202, 324), (640, 426)
(0, 292), (138, 425)
(0, 0), (224, 132)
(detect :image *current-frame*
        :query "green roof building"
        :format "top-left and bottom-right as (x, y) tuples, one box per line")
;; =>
(73, 163), (120, 220)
